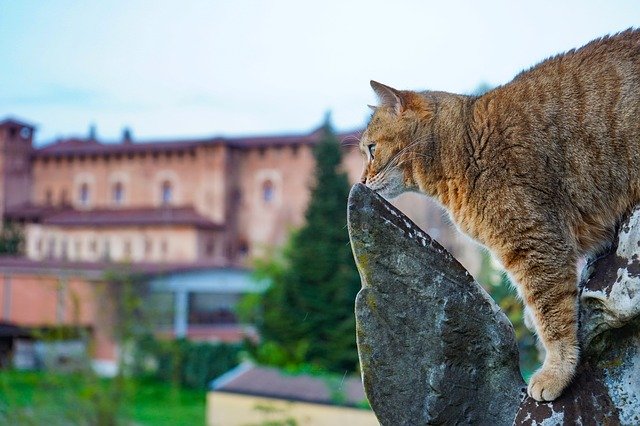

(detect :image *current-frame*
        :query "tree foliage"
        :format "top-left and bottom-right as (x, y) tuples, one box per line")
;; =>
(0, 221), (24, 255)
(248, 117), (362, 373)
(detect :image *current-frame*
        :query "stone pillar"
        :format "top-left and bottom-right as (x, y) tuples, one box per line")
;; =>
(174, 289), (188, 338)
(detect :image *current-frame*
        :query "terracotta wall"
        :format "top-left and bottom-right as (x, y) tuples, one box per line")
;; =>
(31, 144), (228, 223)
(235, 144), (316, 257)
(0, 272), (116, 362)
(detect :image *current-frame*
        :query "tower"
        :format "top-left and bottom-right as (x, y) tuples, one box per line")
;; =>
(0, 118), (35, 220)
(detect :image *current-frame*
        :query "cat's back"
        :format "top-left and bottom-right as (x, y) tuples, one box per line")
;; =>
(467, 29), (640, 242)
(477, 28), (640, 158)
(511, 29), (640, 89)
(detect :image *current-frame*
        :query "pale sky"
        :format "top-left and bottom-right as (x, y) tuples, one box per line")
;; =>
(1, 1), (638, 145)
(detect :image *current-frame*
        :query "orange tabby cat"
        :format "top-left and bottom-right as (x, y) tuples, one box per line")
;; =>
(360, 29), (640, 402)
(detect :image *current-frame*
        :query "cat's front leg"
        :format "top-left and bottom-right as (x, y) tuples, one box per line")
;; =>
(523, 306), (535, 332)
(503, 244), (580, 402)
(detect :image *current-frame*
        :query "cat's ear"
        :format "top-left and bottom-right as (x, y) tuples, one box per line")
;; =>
(370, 80), (403, 115)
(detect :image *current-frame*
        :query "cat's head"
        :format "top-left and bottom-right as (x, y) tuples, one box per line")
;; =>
(360, 81), (434, 199)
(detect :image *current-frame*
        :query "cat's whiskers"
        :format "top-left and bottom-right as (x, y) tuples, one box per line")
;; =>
(374, 138), (429, 181)
(341, 141), (361, 147)
(341, 135), (362, 147)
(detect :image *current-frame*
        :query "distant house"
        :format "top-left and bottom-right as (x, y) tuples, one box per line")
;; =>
(207, 363), (377, 426)
(0, 258), (261, 374)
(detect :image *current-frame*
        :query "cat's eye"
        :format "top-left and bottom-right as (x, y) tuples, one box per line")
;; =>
(368, 144), (376, 159)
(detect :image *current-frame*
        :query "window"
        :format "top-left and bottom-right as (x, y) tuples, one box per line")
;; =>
(262, 180), (274, 203)
(161, 181), (173, 205)
(79, 183), (90, 206)
(45, 189), (53, 205)
(188, 292), (239, 325)
(238, 239), (249, 256)
(113, 182), (124, 206)
(60, 189), (69, 206)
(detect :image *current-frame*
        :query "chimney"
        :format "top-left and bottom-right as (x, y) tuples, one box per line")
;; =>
(88, 124), (97, 141)
(122, 127), (133, 144)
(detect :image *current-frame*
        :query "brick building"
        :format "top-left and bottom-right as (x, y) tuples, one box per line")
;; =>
(0, 116), (481, 371)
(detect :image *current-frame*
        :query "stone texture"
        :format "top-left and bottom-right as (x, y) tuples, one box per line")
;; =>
(347, 183), (640, 425)
(348, 183), (524, 425)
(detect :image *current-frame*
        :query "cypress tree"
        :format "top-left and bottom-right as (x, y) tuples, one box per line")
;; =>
(254, 115), (361, 373)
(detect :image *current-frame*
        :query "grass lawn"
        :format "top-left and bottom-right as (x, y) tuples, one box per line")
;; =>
(0, 370), (205, 425)
(131, 377), (205, 425)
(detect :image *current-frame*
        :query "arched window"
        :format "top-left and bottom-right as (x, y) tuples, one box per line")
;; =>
(60, 189), (69, 206)
(262, 180), (274, 203)
(161, 180), (173, 205)
(79, 183), (90, 206)
(238, 239), (249, 256)
(113, 182), (124, 205)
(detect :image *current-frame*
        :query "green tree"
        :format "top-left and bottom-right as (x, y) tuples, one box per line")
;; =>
(249, 116), (361, 373)
(0, 221), (24, 255)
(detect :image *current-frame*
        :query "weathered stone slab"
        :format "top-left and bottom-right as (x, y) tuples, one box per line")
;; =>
(348, 183), (524, 425)
(348, 183), (640, 425)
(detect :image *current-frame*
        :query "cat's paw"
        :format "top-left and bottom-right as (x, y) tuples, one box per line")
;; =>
(527, 364), (574, 402)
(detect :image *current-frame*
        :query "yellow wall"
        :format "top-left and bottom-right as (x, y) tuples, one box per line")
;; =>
(207, 392), (378, 426)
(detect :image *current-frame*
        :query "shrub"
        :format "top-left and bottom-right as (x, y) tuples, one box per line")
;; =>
(134, 336), (241, 389)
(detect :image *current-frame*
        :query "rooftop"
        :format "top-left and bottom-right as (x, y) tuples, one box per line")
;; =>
(0, 117), (36, 130)
(0, 255), (245, 279)
(33, 126), (361, 158)
(40, 206), (222, 229)
(210, 363), (368, 408)
(5, 204), (221, 228)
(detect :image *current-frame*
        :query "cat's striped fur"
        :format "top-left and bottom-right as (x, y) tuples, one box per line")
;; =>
(360, 29), (640, 401)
